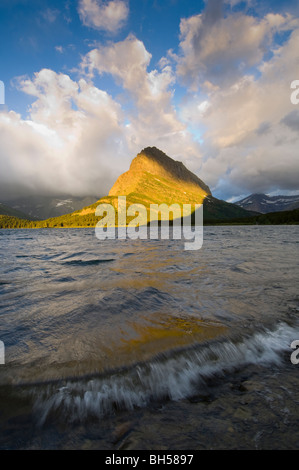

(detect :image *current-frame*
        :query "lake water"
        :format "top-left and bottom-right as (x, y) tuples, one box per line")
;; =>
(0, 225), (299, 450)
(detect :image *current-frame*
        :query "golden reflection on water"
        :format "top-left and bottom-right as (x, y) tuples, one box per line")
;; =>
(116, 314), (228, 362)
(2, 317), (227, 385)
(105, 247), (207, 292)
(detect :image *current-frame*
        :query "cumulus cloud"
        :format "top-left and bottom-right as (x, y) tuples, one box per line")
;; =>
(177, 1), (299, 199)
(1, 0), (299, 202)
(0, 69), (131, 199)
(78, 0), (129, 33)
(81, 35), (202, 168)
(177, 1), (297, 90)
(0, 37), (202, 200)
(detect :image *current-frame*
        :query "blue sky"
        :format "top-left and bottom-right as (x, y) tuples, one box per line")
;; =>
(1, 0), (204, 113)
(0, 0), (299, 201)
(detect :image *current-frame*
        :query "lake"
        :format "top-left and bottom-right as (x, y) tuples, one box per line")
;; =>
(0, 225), (299, 449)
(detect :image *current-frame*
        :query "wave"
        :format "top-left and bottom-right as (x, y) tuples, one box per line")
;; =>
(30, 321), (299, 426)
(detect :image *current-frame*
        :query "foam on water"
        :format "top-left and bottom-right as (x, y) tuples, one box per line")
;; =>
(32, 321), (298, 425)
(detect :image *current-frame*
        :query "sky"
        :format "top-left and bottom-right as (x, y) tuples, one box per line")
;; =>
(0, 0), (299, 202)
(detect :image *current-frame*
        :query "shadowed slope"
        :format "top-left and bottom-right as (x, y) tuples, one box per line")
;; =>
(108, 147), (211, 203)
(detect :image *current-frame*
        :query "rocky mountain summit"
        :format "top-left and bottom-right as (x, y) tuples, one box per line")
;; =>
(109, 147), (211, 201)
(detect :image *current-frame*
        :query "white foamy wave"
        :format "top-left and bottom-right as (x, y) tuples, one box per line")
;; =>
(33, 321), (299, 425)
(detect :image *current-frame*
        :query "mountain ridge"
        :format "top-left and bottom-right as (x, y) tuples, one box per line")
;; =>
(235, 193), (299, 214)
(2, 195), (99, 220)
(0, 202), (35, 220)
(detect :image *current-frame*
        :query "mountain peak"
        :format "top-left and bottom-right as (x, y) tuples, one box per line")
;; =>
(138, 146), (180, 166)
(108, 147), (211, 198)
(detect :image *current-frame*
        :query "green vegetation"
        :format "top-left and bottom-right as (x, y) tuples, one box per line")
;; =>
(0, 212), (101, 229)
(203, 196), (258, 221)
(204, 208), (299, 225)
(1, 206), (298, 230)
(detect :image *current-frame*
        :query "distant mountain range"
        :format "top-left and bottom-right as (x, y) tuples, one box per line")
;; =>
(1, 147), (298, 228)
(1, 195), (99, 220)
(0, 202), (33, 220)
(235, 193), (299, 214)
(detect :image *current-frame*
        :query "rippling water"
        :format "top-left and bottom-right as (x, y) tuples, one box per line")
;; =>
(0, 226), (299, 449)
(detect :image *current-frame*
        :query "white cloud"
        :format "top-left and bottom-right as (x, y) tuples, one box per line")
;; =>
(78, 0), (129, 33)
(2, 1), (299, 202)
(81, 35), (152, 94)
(0, 40), (202, 200)
(81, 35), (203, 167)
(177, 7), (297, 90)
(180, 25), (299, 198)
(0, 69), (131, 199)
(0, 24), (203, 200)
